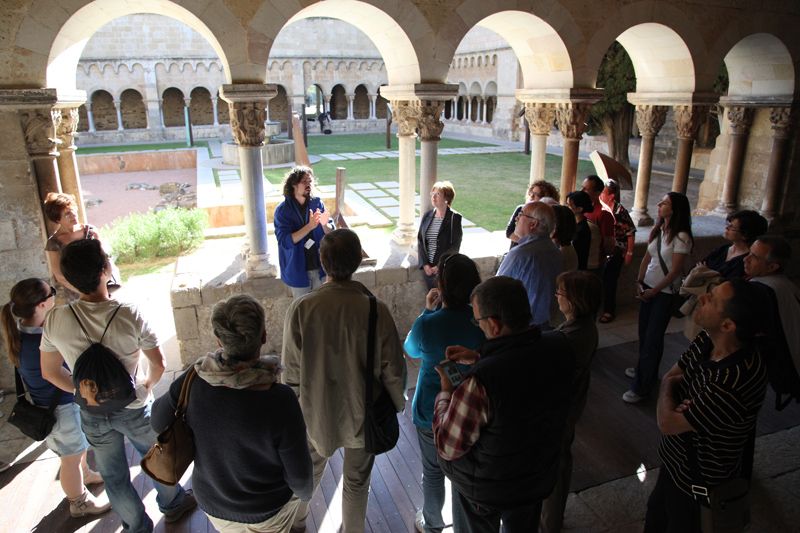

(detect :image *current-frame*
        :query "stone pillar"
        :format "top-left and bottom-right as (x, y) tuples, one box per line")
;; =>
(368, 94), (377, 119)
(346, 95), (354, 120)
(323, 95), (331, 115)
(113, 99), (123, 131)
(55, 105), (88, 224)
(716, 106), (754, 215)
(158, 99), (165, 128)
(418, 101), (445, 215)
(672, 105), (704, 194)
(523, 103), (556, 186)
(481, 98), (488, 123)
(86, 103), (96, 132)
(20, 108), (63, 206)
(631, 105), (668, 226)
(391, 100), (419, 244)
(219, 84), (278, 278)
(555, 103), (592, 200)
(761, 107), (793, 223)
(466, 98), (473, 122)
(142, 63), (161, 130)
(212, 97), (219, 126)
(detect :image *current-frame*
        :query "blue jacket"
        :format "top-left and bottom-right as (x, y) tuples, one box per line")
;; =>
(274, 196), (328, 288)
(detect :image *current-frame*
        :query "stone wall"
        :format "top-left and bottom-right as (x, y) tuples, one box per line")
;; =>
(77, 149), (197, 175)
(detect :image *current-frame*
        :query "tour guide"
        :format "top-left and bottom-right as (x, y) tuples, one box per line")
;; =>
(274, 166), (333, 298)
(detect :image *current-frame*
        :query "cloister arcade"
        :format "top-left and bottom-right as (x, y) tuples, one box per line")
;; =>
(0, 0), (798, 369)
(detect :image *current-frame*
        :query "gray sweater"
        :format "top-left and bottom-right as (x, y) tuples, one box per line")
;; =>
(152, 370), (313, 524)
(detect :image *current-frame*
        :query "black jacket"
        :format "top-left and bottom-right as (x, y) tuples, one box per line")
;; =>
(417, 207), (463, 268)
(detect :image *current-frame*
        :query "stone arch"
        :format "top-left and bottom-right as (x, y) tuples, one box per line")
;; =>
(90, 89), (117, 131)
(189, 86), (213, 125)
(721, 33), (795, 97)
(120, 88), (147, 129)
(306, 84), (326, 116)
(41, 0), (233, 91)
(330, 84), (348, 119)
(162, 87), (185, 127)
(469, 81), (482, 96)
(269, 85), (290, 132)
(280, 0), (422, 85)
(354, 84), (370, 119)
(611, 23), (696, 92)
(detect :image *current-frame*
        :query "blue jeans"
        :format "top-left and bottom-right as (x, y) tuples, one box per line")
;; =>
(417, 427), (447, 532)
(632, 290), (675, 396)
(80, 402), (187, 533)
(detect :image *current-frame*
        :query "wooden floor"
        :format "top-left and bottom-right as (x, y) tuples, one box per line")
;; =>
(2, 333), (799, 532)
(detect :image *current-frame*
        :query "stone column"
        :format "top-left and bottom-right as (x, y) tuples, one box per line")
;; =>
(55, 106), (88, 224)
(142, 63), (160, 131)
(346, 95), (354, 120)
(219, 84), (278, 278)
(555, 103), (591, 200)
(481, 98), (488, 123)
(113, 99), (123, 131)
(212, 97), (219, 126)
(158, 99), (165, 127)
(20, 108), (63, 205)
(418, 101), (445, 215)
(368, 94), (377, 119)
(524, 103), (556, 186)
(86, 103), (96, 132)
(631, 105), (667, 226)
(391, 100), (419, 245)
(716, 106), (754, 215)
(761, 107), (793, 223)
(323, 95), (331, 115)
(672, 105), (704, 194)
(466, 98), (473, 122)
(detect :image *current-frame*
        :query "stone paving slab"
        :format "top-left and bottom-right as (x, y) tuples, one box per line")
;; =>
(371, 197), (399, 207)
(356, 152), (384, 159)
(339, 152), (367, 160)
(349, 182), (376, 190)
(384, 188), (400, 196)
(317, 184), (336, 192)
(359, 189), (391, 198)
(381, 206), (400, 217)
(319, 153), (347, 160)
(375, 181), (399, 188)
(373, 150), (399, 157)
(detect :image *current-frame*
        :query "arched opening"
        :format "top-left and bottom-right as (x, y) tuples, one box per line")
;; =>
(330, 84), (347, 120)
(216, 89), (230, 125)
(190, 87), (214, 125)
(162, 87), (186, 127)
(77, 104), (89, 132)
(485, 81), (497, 123)
(444, 100), (452, 120)
(120, 88), (147, 129)
(376, 86), (388, 118)
(91, 90), (117, 131)
(354, 84), (370, 119)
(305, 84), (325, 116)
(270, 85), (290, 132)
(456, 96), (465, 120)
(470, 96), (479, 122)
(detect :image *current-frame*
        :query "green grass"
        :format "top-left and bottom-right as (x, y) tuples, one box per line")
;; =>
(118, 256), (177, 282)
(77, 141), (209, 155)
(265, 152), (595, 231)
(299, 133), (492, 155)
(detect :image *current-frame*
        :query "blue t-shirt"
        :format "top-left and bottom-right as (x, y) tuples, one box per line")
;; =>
(404, 306), (485, 429)
(18, 326), (73, 406)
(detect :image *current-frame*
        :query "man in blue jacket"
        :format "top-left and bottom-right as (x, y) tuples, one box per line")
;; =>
(274, 166), (332, 297)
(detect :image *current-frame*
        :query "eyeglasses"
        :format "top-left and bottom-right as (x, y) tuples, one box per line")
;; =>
(518, 213), (538, 222)
(38, 286), (56, 304)
(471, 315), (495, 327)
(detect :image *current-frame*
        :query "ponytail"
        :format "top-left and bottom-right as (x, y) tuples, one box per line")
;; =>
(1, 302), (20, 367)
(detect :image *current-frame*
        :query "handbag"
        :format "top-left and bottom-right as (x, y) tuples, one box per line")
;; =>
(8, 368), (61, 441)
(362, 292), (400, 455)
(655, 231), (688, 318)
(140, 367), (197, 485)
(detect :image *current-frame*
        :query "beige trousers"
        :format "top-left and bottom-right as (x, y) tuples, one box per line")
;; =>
(207, 496), (300, 533)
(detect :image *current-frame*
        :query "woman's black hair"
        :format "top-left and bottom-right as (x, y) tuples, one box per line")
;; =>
(649, 192), (693, 249)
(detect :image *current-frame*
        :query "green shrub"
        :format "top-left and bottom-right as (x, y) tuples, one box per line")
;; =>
(104, 208), (207, 264)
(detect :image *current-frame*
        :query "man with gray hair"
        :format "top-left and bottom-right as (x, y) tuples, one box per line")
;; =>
(282, 229), (406, 533)
(496, 201), (563, 326)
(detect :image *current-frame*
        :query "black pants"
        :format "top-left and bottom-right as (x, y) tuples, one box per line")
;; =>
(452, 489), (542, 533)
(644, 469), (701, 533)
(602, 251), (624, 315)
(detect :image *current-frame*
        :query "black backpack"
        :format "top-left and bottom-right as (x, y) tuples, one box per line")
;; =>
(752, 282), (800, 410)
(69, 304), (137, 414)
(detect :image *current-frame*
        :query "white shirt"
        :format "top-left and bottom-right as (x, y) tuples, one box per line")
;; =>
(644, 230), (692, 294)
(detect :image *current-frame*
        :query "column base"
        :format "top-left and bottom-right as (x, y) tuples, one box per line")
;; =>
(391, 224), (416, 246)
(631, 210), (654, 227)
(713, 203), (735, 216)
(245, 253), (277, 279)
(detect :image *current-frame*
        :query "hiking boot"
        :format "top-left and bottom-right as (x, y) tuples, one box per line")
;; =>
(163, 489), (197, 523)
(625, 367), (636, 379)
(622, 390), (644, 404)
(69, 491), (111, 518)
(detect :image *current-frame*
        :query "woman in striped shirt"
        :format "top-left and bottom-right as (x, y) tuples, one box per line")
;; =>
(417, 181), (463, 290)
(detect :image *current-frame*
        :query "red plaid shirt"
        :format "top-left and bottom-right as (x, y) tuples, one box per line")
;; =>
(432, 376), (490, 461)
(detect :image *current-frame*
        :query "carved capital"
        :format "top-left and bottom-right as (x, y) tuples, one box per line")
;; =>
(229, 101), (268, 147)
(635, 105), (668, 137)
(555, 103), (591, 140)
(56, 107), (80, 150)
(391, 100), (420, 137)
(417, 100), (445, 141)
(524, 103), (556, 135)
(20, 108), (61, 159)
(673, 105), (706, 139)
(726, 106), (754, 136)
(769, 107), (793, 140)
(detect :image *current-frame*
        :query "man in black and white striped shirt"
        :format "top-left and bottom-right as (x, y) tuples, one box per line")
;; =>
(644, 279), (768, 532)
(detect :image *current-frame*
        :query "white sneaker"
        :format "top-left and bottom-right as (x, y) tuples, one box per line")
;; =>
(625, 367), (636, 379)
(0, 461), (11, 473)
(622, 390), (644, 404)
(69, 491), (112, 518)
(415, 510), (425, 533)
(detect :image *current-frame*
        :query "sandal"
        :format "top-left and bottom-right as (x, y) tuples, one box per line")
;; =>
(599, 312), (615, 323)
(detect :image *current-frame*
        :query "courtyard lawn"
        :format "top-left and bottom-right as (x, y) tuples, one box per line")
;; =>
(298, 132), (493, 155)
(265, 152), (596, 231)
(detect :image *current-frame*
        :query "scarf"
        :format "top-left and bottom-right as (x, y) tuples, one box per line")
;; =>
(194, 349), (281, 389)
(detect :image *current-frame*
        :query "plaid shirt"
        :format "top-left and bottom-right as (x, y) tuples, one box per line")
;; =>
(432, 376), (490, 461)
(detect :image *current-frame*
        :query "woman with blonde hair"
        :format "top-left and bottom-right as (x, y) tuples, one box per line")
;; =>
(1, 278), (109, 517)
(417, 181), (463, 289)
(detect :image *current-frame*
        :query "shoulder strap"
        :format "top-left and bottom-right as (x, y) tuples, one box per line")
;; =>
(99, 305), (122, 344)
(655, 230), (669, 277)
(68, 304), (92, 343)
(364, 293), (377, 409)
(174, 366), (197, 417)
(14, 366), (61, 411)
(13, 367), (26, 399)
(69, 303), (122, 345)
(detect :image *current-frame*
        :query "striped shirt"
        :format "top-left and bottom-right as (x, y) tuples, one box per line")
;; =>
(659, 331), (767, 496)
(425, 216), (443, 264)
